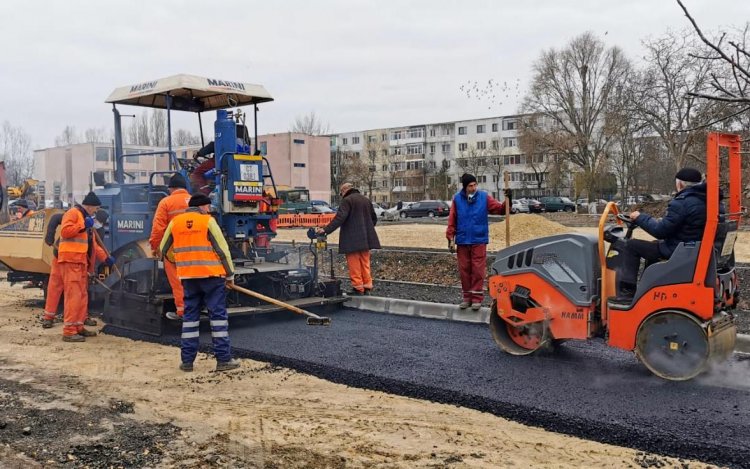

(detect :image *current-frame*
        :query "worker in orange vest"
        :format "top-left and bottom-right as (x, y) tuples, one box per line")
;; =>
(160, 193), (240, 372)
(149, 173), (191, 321)
(57, 192), (114, 342)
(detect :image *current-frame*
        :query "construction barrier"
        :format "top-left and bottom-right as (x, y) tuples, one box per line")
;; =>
(277, 213), (336, 228)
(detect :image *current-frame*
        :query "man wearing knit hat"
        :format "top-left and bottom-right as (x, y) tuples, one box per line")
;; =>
(149, 173), (191, 321)
(611, 167), (707, 304)
(57, 191), (114, 342)
(446, 173), (511, 310)
(160, 193), (240, 372)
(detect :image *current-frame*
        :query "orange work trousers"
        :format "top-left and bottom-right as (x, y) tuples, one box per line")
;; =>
(43, 257), (63, 320)
(60, 262), (88, 336)
(164, 259), (185, 317)
(345, 250), (373, 293)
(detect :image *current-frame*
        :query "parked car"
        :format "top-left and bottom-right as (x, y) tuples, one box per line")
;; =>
(526, 199), (545, 213)
(384, 201), (415, 220)
(400, 200), (450, 218)
(540, 196), (576, 212)
(311, 200), (334, 213)
(511, 199), (529, 214)
(372, 202), (385, 218)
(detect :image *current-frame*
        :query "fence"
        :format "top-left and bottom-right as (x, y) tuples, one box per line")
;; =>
(277, 213), (336, 228)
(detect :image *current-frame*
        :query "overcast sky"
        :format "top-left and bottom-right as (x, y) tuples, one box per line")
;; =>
(1, 0), (747, 148)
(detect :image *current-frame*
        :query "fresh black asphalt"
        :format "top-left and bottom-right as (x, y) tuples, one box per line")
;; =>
(104, 308), (750, 468)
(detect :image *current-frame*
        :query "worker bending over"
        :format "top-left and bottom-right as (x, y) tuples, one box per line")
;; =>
(149, 173), (191, 321)
(446, 173), (510, 310)
(14, 199), (34, 219)
(317, 182), (380, 295)
(160, 193), (240, 372)
(57, 192), (114, 342)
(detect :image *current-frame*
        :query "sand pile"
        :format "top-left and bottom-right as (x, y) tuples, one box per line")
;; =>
(273, 214), (572, 251)
(487, 214), (570, 249)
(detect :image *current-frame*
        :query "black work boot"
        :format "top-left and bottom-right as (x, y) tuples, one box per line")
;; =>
(179, 362), (194, 372)
(215, 359), (241, 372)
(41, 319), (54, 329)
(84, 318), (98, 327)
(609, 288), (636, 305)
(79, 329), (98, 337)
(63, 334), (85, 343)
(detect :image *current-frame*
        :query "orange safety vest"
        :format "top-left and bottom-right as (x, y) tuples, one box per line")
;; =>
(171, 211), (227, 279)
(149, 188), (191, 259)
(57, 208), (90, 264)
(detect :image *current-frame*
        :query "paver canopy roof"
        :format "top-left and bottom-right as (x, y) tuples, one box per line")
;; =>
(106, 74), (273, 112)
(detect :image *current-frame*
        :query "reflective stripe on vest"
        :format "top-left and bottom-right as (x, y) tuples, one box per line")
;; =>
(171, 212), (226, 278)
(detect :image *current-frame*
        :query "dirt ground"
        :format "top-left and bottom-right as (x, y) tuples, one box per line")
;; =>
(273, 215), (750, 263)
(0, 280), (712, 468)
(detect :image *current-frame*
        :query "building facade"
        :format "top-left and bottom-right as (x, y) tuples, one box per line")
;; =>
(33, 132), (331, 205)
(329, 114), (571, 205)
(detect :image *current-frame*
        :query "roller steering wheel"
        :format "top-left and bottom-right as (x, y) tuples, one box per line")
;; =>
(616, 213), (638, 239)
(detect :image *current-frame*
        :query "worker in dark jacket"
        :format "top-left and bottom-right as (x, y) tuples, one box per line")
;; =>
(446, 173), (510, 310)
(612, 167), (708, 303)
(190, 125), (249, 194)
(317, 183), (380, 295)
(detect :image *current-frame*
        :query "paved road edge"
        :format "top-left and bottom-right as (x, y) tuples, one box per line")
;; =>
(346, 296), (750, 354)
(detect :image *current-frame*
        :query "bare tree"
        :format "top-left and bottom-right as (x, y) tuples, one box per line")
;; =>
(291, 111), (331, 136)
(173, 129), (202, 146)
(677, 0), (750, 106)
(0, 121), (33, 186)
(522, 32), (632, 200)
(83, 127), (109, 143)
(127, 113), (151, 146)
(455, 144), (489, 181)
(54, 125), (79, 146)
(635, 30), (724, 170)
(150, 110), (167, 146)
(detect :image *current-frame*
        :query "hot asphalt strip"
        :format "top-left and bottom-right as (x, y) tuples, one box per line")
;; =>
(104, 308), (750, 469)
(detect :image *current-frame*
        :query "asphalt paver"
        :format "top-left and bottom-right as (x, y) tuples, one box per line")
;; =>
(105, 308), (750, 468)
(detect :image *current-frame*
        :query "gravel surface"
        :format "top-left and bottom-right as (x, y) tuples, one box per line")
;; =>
(106, 309), (750, 468)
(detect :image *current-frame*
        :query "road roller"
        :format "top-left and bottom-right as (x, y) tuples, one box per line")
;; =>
(487, 132), (742, 380)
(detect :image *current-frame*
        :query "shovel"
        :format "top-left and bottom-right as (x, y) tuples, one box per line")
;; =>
(229, 283), (331, 326)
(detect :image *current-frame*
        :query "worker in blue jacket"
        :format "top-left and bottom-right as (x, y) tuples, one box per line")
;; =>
(612, 167), (708, 303)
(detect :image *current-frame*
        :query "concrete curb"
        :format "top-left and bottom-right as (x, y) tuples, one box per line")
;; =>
(347, 296), (750, 354)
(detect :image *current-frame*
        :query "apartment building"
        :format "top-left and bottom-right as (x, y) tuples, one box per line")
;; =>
(329, 113), (570, 204)
(34, 132), (331, 205)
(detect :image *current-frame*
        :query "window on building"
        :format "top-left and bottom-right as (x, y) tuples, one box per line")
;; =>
(458, 143), (468, 151)
(95, 147), (111, 162)
(381, 149), (388, 157)
(492, 157), (500, 166)
(429, 144), (435, 154)
(124, 152), (140, 163)
(406, 144), (423, 155)
(293, 138), (305, 144)
(368, 135), (376, 143)
(493, 174), (499, 183)
(441, 143), (450, 153)
(293, 163), (306, 168)
(458, 126), (467, 135)
(444, 127), (451, 135)
(492, 123), (499, 132)
(477, 141), (486, 150)
(504, 120), (517, 131)
(492, 140), (499, 150)
(330, 136), (337, 146)
(503, 137), (517, 148)
(429, 129), (436, 137)
(353, 152), (360, 158)
(477, 175), (487, 183)
(393, 147), (402, 155)
(407, 128), (423, 139)
(477, 125), (485, 134)
(181, 150), (188, 158)
(382, 180), (388, 188)
(447, 176), (451, 184)
(429, 160), (437, 170)
(343, 137), (348, 145)
(369, 150), (376, 158)
(352, 136), (360, 144)
(382, 164), (387, 171)
(442, 160), (451, 169)
(381, 133), (387, 141)
(391, 131), (402, 140)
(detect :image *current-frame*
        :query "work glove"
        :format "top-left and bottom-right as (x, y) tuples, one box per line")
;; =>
(448, 238), (456, 254)
(105, 256), (116, 267)
(504, 189), (513, 202)
(84, 216), (95, 229)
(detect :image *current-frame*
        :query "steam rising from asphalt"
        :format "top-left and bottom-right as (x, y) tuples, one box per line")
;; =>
(698, 357), (750, 390)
